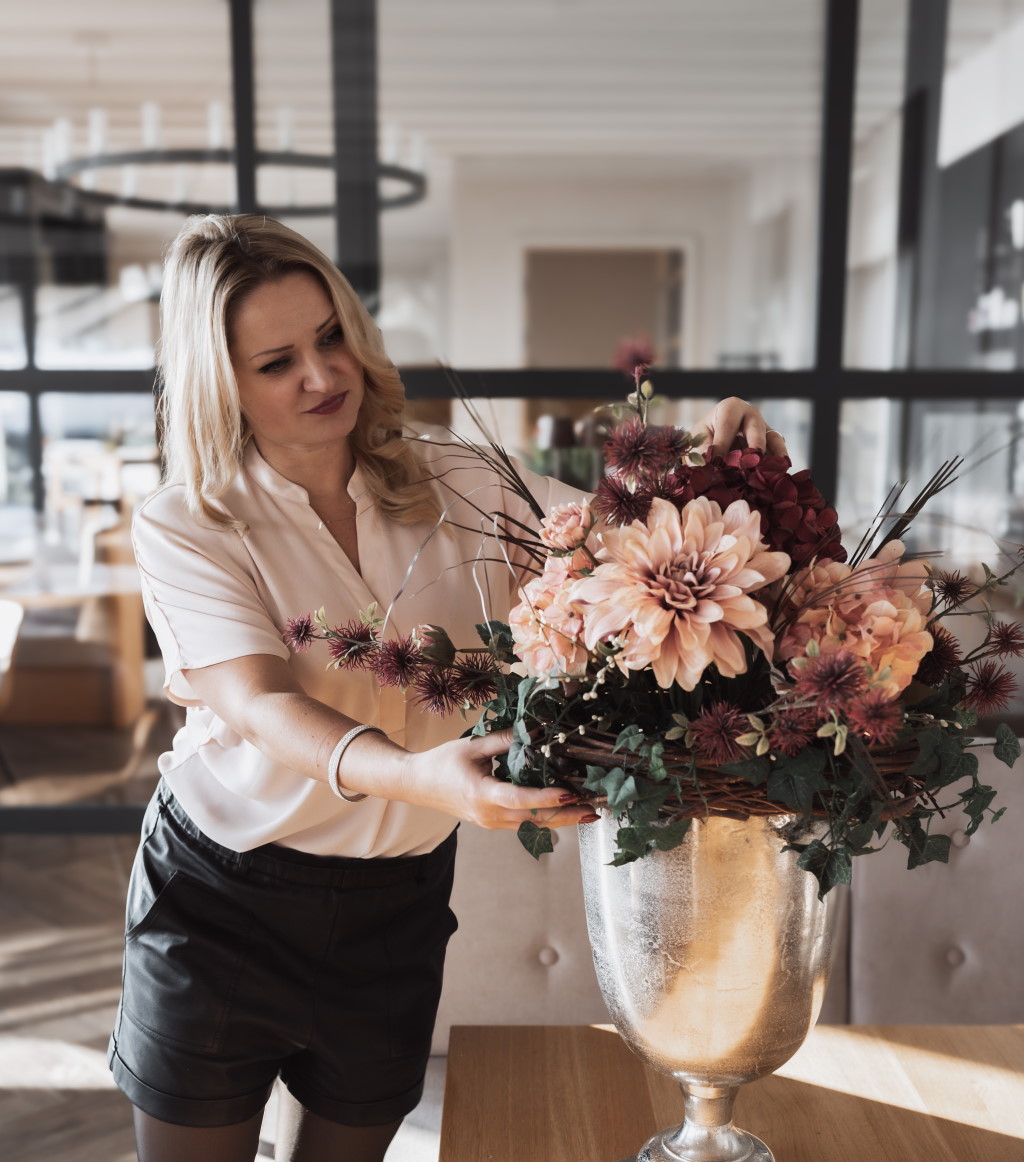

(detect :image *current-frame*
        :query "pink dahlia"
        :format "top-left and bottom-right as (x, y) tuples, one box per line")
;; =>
(508, 556), (588, 678)
(570, 496), (790, 690)
(777, 540), (933, 697)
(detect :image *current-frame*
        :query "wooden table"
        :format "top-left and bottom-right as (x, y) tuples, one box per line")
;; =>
(440, 1024), (1024, 1161)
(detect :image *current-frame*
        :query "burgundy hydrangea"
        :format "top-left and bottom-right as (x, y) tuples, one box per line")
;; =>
(327, 620), (378, 671)
(411, 667), (463, 716)
(282, 613), (317, 652)
(372, 636), (424, 688)
(591, 474), (653, 527)
(793, 649), (867, 714)
(658, 449), (845, 567)
(845, 690), (904, 748)
(964, 660), (1019, 715)
(689, 703), (749, 765)
(915, 626), (964, 687)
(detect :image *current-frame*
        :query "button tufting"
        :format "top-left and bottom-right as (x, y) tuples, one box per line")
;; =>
(538, 946), (560, 967)
(945, 946), (966, 968)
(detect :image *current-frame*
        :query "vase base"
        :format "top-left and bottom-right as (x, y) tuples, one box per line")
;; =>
(620, 1126), (774, 1162)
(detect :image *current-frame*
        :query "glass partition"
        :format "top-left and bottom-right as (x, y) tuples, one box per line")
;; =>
(378, 0), (825, 370)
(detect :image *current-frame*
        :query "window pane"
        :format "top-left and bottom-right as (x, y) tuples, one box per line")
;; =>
(0, 392), (33, 563)
(40, 393), (158, 554)
(0, 7), (234, 369)
(847, 0), (1024, 369)
(253, 0), (337, 261)
(379, 0), (825, 370)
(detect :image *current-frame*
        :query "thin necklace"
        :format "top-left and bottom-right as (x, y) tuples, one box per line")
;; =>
(319, 513), (356, 526)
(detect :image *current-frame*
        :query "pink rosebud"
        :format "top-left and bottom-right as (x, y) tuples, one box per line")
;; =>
(539, 500), (593, 553)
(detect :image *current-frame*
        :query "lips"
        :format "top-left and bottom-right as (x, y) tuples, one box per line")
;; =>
(305, 392), (348, 415)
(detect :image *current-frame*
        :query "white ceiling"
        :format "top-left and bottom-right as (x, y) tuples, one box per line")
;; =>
(0, 1), (1021, 217)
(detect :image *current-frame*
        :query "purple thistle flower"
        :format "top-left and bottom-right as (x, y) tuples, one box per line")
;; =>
(283, 613), (317, 652)
(449, 652), (500, 707)
(770, 709), (818, 757)
(592, 474), (653, 527)
(411, 667), (463, 716)
(915, 626), (963, 687)
(964, 660), (1019, 715)
(603, 419), (671, 482)
(327, 620), (378, 671)
(933, 570), (973, 609)
(689, 703), (748, 765)
(373, 636), (425, 688)
(989, 620), (1024, 659)
(793, 649), (867, 715)
(846, 690), (903, 748)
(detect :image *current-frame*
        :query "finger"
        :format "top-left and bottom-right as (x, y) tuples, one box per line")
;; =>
(467, 728), (514, 758)
(743, 412), (769, 453)
(766, 428), (788, 457)
(708, 397), (746, 455)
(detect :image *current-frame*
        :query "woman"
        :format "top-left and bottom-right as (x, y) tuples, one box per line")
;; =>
(109, 213), (785, 1162)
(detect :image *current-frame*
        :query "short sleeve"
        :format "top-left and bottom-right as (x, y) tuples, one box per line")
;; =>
(132, 487), (290, 706)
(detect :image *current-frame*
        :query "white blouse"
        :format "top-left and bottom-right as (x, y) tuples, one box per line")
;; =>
(133, 430), (580, 857)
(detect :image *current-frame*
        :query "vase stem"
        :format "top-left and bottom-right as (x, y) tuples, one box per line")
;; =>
(631, 1084), (772, 1162)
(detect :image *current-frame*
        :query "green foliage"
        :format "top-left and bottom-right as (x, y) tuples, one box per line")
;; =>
(994, 724), (1021, 768)
(517, 820), (555, 859)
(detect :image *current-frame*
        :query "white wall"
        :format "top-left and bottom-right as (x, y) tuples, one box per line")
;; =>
(448, 158), (750, 369)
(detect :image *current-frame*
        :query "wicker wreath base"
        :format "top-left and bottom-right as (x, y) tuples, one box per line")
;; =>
(552, 730), (926, 823)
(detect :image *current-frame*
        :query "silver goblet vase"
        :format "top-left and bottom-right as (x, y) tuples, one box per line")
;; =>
(579, 811), (842, 1162)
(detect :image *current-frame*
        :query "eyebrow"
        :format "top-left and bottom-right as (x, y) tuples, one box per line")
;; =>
(249, 314), (337, 361)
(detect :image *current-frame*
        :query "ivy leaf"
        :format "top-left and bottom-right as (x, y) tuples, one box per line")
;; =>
(904, 725), (942, 779)
(961, 784), (997, 836)
(906, 832), (952, 870)
(604, 769), (639, 813)
(767, 750), (828, 814)
(994, 724), (1021, 768)
(614, 724), (645, 753)
(718, 756), (771, 786)
(475, 619), (515, 658)
(796, 839), (852, 899)
(517, 821), (554, 860)
(643, 740), (668, 782)
(610, 824), (652, 864)
(627, 781), (670, 824)
(652, 818), (692, 851)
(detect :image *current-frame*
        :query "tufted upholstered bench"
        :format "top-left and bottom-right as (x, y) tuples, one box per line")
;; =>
(432, 742), (1024, 1047)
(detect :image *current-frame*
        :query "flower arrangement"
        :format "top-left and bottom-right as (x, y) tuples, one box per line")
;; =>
(288, 380), (1024, 896)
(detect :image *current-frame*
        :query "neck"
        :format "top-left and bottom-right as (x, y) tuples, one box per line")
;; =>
(250, 435), (356, 505)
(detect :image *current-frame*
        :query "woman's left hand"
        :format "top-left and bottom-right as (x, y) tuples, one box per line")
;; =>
(691, 396), (788, 459)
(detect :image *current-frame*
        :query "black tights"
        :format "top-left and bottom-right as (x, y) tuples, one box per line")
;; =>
(132, 1087), (403, 1162)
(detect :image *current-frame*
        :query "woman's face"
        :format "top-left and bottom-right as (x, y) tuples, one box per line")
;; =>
(229, 270), (366, 459)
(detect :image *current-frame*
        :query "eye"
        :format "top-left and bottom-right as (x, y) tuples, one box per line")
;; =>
(258, 357), (289, 375)
(319, 325), (344, 347)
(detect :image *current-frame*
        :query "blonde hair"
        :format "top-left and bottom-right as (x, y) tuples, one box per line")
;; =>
(157, 213), (440, 530)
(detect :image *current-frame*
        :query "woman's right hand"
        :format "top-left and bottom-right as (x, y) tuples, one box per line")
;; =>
(399, 729), (597, 830)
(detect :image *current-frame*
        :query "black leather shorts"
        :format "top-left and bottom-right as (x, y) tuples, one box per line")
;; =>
(107, 781), (458, 1128)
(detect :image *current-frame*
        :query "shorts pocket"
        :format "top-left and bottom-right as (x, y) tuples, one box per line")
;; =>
(122, 871), (254, 1054)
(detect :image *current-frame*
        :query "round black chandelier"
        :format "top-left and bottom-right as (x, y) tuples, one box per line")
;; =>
(54, 148), (425, 218)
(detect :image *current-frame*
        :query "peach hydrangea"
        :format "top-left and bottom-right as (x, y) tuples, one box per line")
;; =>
(508, 556), (589, 678)
(569, 496), (790, 690)
(776, 539), (933, 696)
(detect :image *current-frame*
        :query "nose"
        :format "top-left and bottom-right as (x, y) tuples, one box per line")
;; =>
(301, 351), (334, 394)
